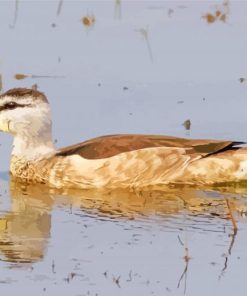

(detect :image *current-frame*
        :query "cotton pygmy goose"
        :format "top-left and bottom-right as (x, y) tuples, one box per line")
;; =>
(0, 88), (246, 189)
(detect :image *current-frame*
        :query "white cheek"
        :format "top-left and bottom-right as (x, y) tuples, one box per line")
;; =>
(0, 109), (30, 133)
(0, 110), (26, 134)
(0, 99), (51, 135)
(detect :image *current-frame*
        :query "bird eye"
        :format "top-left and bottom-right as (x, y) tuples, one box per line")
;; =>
(4, 102), (18, 110)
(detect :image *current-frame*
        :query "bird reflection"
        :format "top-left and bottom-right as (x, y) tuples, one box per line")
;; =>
(0, 180), (53, 263)
(1, 178), (247, 265)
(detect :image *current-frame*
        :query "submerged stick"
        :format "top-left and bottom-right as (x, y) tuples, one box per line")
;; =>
(137, 27), (154, 63)
(57, 0), (63, 16)
(114, 0), (122, 19)
(225, 198), (238, 231)
(219, 197), (238, 279)
(10, 0), (19, 28)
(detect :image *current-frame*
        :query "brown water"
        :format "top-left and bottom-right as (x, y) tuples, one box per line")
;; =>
(1, 1), (247, 295)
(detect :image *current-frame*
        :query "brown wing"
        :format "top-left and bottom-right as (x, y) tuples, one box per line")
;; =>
(56, 134), (244, 160)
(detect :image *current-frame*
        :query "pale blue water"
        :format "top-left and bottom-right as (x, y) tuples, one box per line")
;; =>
(1, 1), (247, 295)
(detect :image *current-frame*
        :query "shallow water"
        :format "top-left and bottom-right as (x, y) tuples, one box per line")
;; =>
(1, 177), (247, 295)
(1, 0), (247, 295)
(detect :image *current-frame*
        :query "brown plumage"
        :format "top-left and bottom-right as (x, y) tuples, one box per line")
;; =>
(0, 88), (47, 102)
(56, 134), (244, 160)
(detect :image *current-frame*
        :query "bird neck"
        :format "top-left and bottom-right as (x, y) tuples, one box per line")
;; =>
(11, 128), (56, 160)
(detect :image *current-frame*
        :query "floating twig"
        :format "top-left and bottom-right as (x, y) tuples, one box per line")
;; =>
(113, 275), (121, 288)
(114, 0), (122, 19)
(225, 198), (238, 232)
(14, 73), (65, 80)
(136, 26), (154, 63)
(52, 260), (56, 274)
(177, 235), (184, 246)
(10, 0), (19, 28)
(218, 197), (238, 280)
(177, 246), (191, 295)
(127, 270), (132, 282)
(57, 0), (63, 16)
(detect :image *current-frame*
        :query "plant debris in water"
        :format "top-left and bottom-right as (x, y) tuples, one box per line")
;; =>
(183, 119), (191, 130)
(14, 73), (65, 80)
(168, 8), (174, 17)
(114, 0), (122, 19)
(56, 0), (63, 17)
(81, 15), (96, 27)
(136, 26), (153, 62)
(202, 0), (229, 24)
(14, 73), (28, 80)
(9, 0), (19, 28)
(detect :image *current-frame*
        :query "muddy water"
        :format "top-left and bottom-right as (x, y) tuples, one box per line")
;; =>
(1, 1), (247, 295)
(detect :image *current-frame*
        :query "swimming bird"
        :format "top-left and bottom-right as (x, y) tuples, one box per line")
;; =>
(0, 88), (246, 189)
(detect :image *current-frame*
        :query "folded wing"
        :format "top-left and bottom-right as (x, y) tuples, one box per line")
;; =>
(56, 134), (244, 160)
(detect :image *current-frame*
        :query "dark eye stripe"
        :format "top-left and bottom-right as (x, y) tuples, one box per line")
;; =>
(0, 102), (31, 112)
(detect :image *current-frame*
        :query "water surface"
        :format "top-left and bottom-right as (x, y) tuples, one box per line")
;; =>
(1, 177), (247, 296)
(1, 1), (247, 295)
